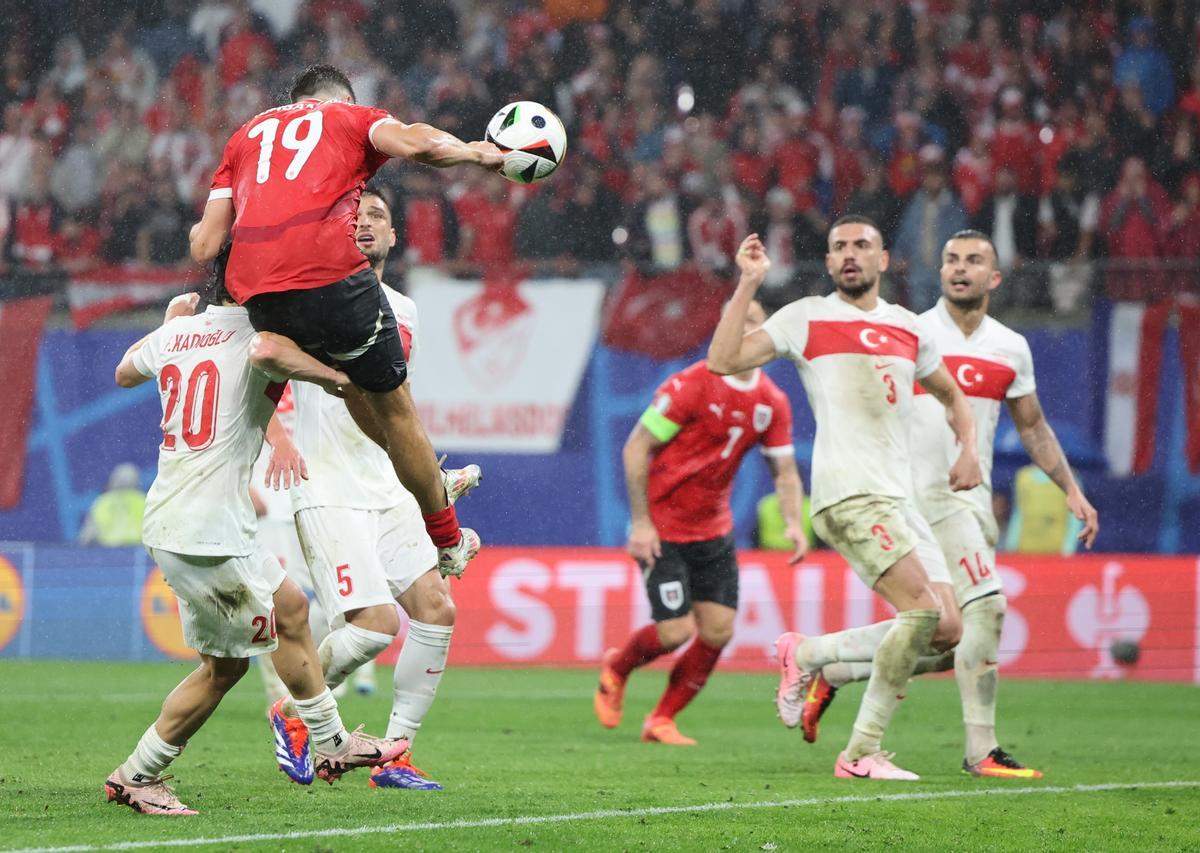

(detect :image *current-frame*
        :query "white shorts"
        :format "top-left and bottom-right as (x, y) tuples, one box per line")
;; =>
(149, 545), (286, 658)
(296, 504), (438, 622)
(909, 505), (953, 587)
(815, 495), (950, 588)
(257, 517), (310, 590)
(930, 508), (1004, 606)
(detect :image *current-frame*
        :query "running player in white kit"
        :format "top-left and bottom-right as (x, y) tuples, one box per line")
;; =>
(104, 251), (407, 815)
(708, 220), (982, 780)
(270, 187), (480, 790)
(801, 230), (1100, 778)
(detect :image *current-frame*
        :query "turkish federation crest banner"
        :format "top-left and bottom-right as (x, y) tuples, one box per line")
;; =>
(407, 270), (605, 453)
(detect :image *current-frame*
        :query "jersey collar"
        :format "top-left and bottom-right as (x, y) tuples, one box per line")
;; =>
(204, 304), (249, 316)
(935, 297), (989, 341)
(721, 368), (761, 391)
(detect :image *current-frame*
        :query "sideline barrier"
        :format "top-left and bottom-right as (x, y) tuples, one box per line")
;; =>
(0, 544), (1195, 683)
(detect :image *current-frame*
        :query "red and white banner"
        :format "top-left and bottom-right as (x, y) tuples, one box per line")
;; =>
(1104, 300), (1171, 477)
(407, 271), (605, 453)
(0, 295), (53, 508)
(378, 548), (1200, 683)
(67, 265), (203, 329)
(601, 264), (728, 360)
(1179, 296), (1200, 473)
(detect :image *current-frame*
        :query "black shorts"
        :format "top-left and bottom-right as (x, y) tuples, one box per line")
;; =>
(244, 268), (407, 393)
(643, 534), (738, 622)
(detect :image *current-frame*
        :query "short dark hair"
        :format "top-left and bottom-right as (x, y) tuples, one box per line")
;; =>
(361, 182), (391, 210)
(201, 241), (233, 307)
(289, 64), (355, 103)
(947, 229), (997, 256)
(829, 214), (885, 246)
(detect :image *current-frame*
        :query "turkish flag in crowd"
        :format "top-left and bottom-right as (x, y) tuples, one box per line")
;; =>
(601, 264), (729, 360)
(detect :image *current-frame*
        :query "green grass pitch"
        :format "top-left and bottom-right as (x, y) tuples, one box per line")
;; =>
(1, 660), (1196, 851)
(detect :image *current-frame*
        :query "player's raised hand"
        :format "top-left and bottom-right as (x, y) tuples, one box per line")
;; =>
(948, 448), (982, 492)
(1068, 490), (1100, 549)
(266, 439), (309, 491)
(735, 234), (770, 283)
(784, 523), (809, 565)
(627, 520), (662, 570)
(165, 292), (200, 322)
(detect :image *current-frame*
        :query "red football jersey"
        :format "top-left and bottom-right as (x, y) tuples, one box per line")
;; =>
(644, 361), (794, 542)
(208, 99), (395, 303)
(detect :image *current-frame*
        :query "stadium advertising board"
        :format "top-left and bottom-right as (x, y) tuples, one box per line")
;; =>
(386, 549), (1200, 683)
(407, 272), (606, 453)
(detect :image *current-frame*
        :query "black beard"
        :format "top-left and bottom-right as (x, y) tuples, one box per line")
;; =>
(835, 277), (874, 299)
(361, 246), (388, 266)
(945, 291), (986, 311)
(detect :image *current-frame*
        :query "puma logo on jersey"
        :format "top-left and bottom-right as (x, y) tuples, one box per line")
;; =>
(708, 403), (725, 418)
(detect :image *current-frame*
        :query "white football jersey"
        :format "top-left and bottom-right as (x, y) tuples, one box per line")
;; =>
(910, 299), (1036, 525)
(135, 306), (282, 556)
(290, 284), (419, 513)
(762, 292), (941, 513)
(251, 386), (296, 523)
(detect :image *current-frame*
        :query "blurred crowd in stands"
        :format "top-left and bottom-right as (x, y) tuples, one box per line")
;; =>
(1, 0), (1199, 312)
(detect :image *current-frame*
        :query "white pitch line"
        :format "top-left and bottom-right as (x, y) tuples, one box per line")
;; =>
(10, 780), (1199, 853)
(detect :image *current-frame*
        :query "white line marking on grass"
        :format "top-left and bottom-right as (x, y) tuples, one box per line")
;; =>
(11, 780), (1199, 853)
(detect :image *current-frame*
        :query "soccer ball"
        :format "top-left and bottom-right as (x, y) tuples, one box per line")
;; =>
(485, 101), (567, 184)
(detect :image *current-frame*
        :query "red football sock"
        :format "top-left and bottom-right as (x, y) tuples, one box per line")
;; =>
(651, 639), (723, 720)
(611, 623), (668, 679)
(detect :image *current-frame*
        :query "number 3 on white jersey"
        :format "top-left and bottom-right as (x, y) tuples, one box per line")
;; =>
(247, 113), (324, 184)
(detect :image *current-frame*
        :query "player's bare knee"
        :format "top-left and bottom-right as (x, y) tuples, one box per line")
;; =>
(697, 623), (733, 648)
(204, 656), (249, 692)
(413, 589), (455, 627)
(347, 603), (400, 637)
(656, 615), (695, 650)
(272, 582), (309, 636)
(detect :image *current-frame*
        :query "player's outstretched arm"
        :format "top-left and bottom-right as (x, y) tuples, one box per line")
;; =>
(248, 332), (350, 397)
(189, 199), (234, 264)
(918, 364), (982, 491)
(766, 454), (808, 564)
(623, 425), (665, 569)
(1008, 392), (1100, 548)
(707, 234), (776, 375)
(372, 121), (504, 170)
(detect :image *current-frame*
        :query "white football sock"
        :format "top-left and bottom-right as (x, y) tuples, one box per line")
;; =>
(387, 620), (454, 743)
(823, 647), (953, 688)
(796, 620), (893, 671)
(291, 688), (348, 753)
(845, 609), (939, 760)
(120, 723), (183, 785)
(318, 624), (394, 690)
(957, 595), (1006, 764)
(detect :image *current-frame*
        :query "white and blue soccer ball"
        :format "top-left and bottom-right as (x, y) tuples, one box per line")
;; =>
(485, 100), (567, 184)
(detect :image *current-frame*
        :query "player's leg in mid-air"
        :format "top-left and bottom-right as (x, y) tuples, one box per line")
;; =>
(246, 286), (479, 577)
(596, 536), (737, 746)
(805, 507), (1041, 778)
(794, 508), (961, 744)
(776, 496), (943, 780)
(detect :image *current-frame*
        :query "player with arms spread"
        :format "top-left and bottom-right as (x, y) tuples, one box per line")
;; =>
(189, 64), (502, 579)
(708, 221), (982, 780)
(801, 230), (1099, 778)
(104, 252), (407, 816)
(594, 297), (805, 745)
(275, 188), (481, 790)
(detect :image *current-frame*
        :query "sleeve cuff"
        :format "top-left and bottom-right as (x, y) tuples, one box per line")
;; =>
(208, 187), (233, 201)
(639, 407), (681, 443)
(368, 116), (400, 150)
(761, 322), (789, 357)
(761, 443), (795, 458)
(130, 346), (155, 378)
